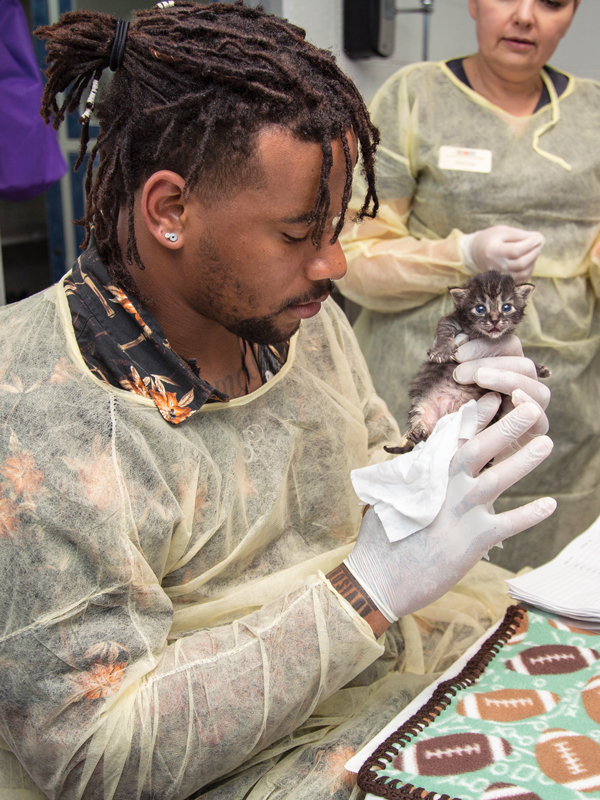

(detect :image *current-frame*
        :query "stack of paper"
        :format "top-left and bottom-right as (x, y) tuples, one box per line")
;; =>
(506, 515), (600, 630)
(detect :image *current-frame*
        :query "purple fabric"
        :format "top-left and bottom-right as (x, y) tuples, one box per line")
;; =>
(0, 0), (67, 201)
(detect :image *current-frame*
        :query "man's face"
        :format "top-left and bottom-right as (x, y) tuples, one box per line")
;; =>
(175, 126), (354, 345)
(469, 0), (578, 77)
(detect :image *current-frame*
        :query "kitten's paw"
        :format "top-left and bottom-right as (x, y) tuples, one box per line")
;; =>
(427, 347), (455, 364)
(408, 423), (430, 444)
(535, 363), (551, 378)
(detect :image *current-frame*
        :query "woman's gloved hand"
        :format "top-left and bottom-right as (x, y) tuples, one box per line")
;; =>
(460, 225), (545, 281)
(345, 397), (555, 623)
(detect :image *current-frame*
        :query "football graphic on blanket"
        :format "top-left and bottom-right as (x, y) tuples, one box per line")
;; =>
(505, 645), (599, 675)
(456, 689), (560, 721)
(582, 675), (600, 724)
(392, 733), (512, 776)
(535, 729), (600, 792)
(482, 782), (543, 800)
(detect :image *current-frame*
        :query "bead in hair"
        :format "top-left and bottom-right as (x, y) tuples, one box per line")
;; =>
(79, 78), (99, 124)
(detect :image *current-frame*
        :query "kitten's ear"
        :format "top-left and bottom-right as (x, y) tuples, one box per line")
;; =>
(515, 283), (535, 303)
(449, 287), (468, 305)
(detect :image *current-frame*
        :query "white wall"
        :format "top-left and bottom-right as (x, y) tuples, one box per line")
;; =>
(281, 0), (600, 104)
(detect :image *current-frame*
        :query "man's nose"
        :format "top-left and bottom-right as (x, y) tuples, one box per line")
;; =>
(304, 239), (347, 282)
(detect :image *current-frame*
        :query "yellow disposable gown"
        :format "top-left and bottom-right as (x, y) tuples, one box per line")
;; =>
(0, 277), (515, 800)
(339, 61), (600, 572)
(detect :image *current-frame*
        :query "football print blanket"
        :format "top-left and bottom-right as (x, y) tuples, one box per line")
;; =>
(358, 605), (600, 800)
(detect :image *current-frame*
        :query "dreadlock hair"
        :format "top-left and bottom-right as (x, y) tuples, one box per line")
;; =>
(36, 1), (380, 294)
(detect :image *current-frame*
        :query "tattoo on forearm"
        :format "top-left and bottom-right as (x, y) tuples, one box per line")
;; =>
(326, 563), (377, 619)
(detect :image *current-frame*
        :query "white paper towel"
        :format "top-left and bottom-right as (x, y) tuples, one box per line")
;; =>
(351, 400), (479, 543)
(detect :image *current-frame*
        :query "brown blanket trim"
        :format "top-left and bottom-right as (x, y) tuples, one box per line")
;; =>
(357, 604), (527, 800)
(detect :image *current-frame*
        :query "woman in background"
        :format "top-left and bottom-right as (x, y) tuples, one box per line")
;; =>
(339, 0), (600, 572)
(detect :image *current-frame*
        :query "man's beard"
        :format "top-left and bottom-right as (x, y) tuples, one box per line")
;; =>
(227, 279), (334, 345)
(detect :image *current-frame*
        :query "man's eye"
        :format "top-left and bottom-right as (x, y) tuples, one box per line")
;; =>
(283, 232), (310, 243)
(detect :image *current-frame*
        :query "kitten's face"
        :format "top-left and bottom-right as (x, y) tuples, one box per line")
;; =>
(450, 272), (534, 339)
(467, 294), (520, 338)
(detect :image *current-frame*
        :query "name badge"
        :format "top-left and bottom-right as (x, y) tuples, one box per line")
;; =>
(438, 146), (492, 174)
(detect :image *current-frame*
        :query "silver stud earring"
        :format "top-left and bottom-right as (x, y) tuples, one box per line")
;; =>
(164, 232), (178, 243)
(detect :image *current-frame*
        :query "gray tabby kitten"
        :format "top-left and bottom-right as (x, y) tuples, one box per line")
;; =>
(385, 271), (550, 455)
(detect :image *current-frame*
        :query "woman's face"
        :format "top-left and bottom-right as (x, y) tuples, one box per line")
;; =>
(469, 0), (579, 77)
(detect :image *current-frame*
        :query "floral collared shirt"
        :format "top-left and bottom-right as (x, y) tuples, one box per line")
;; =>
(65, 242), (288, 424)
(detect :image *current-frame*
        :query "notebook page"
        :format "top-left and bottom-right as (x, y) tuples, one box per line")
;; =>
(506, 514), (600, 621)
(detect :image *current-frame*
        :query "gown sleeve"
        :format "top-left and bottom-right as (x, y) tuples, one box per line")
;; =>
(0, 309), (387, 800)
(589, 230), (600, 298)
(338, 66), (472, 314)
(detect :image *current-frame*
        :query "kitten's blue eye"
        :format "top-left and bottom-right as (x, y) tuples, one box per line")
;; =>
(502, 303), (513, 313)
(474, 305), (486, 315)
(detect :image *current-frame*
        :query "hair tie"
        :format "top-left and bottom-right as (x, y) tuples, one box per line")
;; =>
(109, 18), (130, 71)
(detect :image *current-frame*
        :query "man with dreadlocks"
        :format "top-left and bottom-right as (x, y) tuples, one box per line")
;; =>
(0, 3), (554, 799)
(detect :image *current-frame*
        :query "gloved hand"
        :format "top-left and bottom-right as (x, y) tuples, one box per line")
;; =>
(454, 333), (550, 459)
(345, 397), (555, 623)
(460, 225), (545, 281)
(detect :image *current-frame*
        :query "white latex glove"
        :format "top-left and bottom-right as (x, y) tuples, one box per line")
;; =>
(454, 334), (550, 459)
(345, 398), (555, 623)
(460, 225), (545, 281)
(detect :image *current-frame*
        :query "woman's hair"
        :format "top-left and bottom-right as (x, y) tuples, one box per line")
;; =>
(36, 1), (379, 292)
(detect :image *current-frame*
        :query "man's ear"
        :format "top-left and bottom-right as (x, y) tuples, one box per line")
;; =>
(141, 171), (187, 249)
